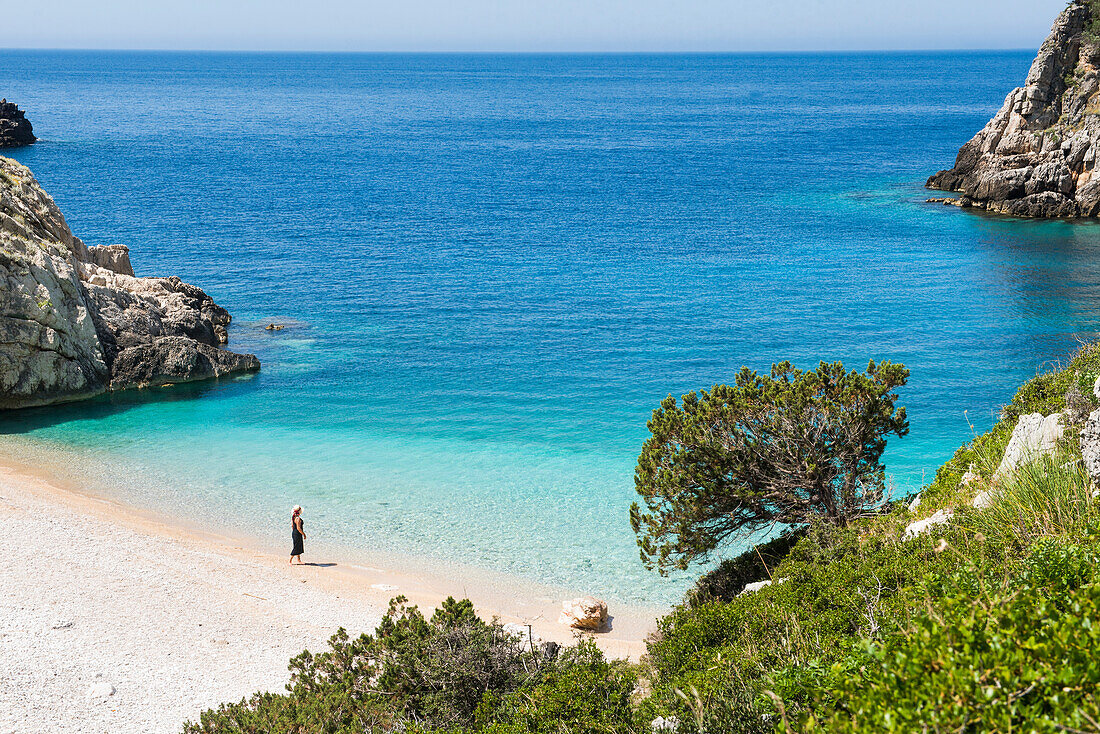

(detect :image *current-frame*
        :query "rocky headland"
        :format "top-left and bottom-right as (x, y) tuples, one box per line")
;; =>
(0, 99), (35, 148)
(0, 156), (258, 410)
(928, 1), (1100, 217)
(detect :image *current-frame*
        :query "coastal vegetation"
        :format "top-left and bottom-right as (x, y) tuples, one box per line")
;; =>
(183, 597), (639, 733)
(630, 360), (909, 573)
(187, 349), (1100, 732)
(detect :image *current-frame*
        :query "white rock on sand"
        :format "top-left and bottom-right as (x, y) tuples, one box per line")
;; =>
(85, 681), (115, 702)
(558, 596), (609, 631)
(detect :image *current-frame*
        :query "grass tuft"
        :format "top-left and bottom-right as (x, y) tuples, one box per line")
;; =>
(963, 454), (1097, 545)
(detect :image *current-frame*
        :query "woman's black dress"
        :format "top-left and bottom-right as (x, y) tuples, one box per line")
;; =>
(291, 518), (304, 556)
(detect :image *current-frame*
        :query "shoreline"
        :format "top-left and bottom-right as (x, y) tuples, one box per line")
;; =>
(0, 456), (656, 734)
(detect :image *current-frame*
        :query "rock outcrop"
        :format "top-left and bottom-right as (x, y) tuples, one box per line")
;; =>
(739, 577), (787, 596)
(927, 1), (1100, 217)
(0, 100), (35, 148)
(994, 412), (1065, 479)
(903, 508), (954, 539)
(0, 156), (258, 410)
(1079, 377), (1100, 483)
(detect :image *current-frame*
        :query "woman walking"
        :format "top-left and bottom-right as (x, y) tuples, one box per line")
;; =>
(290, 505), (306, 564)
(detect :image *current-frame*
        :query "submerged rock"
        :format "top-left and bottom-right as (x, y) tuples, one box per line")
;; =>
(0, 156), (259, 409)
(0, 99), (35, 148)
(927, 1), (1100, 217)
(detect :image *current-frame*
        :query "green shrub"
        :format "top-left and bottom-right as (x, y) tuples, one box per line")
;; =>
(482, 639), (639, 734)
(183, 597), (539, 733)
(687, 531), (805, 607)
(796, 541), (1100, 732)
(642, 518), (981, 732)
(643, 449), (1100, 733)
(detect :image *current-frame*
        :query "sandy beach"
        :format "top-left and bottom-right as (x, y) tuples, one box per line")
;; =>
(0, 461), (655, 734)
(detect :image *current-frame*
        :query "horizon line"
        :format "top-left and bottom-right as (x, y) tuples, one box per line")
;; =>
(0, 46), (1039, 55)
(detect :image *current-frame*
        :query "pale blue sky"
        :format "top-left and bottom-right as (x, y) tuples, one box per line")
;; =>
(4, 0), (1070, 52)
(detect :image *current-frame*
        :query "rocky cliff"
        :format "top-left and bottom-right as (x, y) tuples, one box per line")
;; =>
(0, 100), (35, 148)
(927, 1), (1100, 217)
(0, 156), (258, 409)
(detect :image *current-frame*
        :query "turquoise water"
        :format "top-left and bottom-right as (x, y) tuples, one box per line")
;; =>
(3, 51), (1100, 605)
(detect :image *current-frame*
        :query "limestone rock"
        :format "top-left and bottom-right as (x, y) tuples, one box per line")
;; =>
(85, 244), (134, 276)
(971, 489), (995, 509)
(907, 493), (921, 513)
(558, 596), (608, 631)
(108, 336), (258, 390)
(994, 413), (1064, 479)
(904, 508), (954, 539)
(927, 2), (1100, 217)
(1081, 408), (1100, 483)
(0, 100), (35, 148)
(651, 716), (680, 732)
(960, 464), (980, 487)
(0, 156), (259, 409)
(739, 577), (787, 596)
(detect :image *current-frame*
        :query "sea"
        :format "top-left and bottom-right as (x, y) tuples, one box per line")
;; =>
(1, 50), (1096, 606)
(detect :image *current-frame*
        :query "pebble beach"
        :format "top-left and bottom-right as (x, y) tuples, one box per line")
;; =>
(0, 463), (649, 733)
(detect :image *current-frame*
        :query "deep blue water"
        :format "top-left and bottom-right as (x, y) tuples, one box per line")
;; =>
(2, 50), (1098, 605)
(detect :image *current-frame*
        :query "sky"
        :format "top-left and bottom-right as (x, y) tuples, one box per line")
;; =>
(2, 0), (1072, 52)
